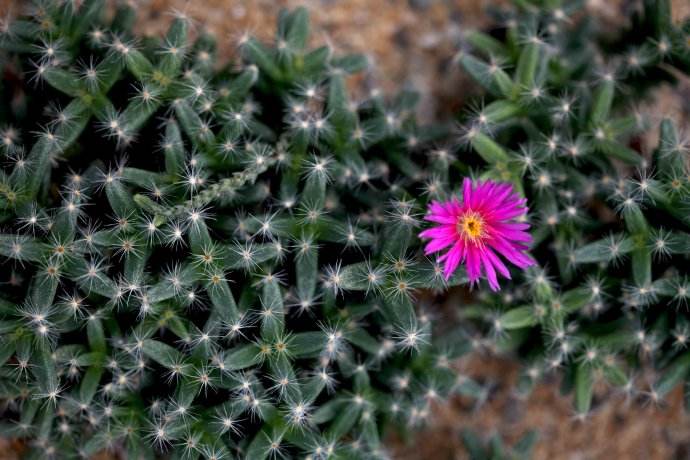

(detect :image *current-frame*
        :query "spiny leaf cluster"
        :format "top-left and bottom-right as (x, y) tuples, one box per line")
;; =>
(456, 0), (690, 416)
(0, 2), (474, 458)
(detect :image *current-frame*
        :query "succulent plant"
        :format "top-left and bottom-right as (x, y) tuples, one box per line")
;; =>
(462, 428), (537, 460)
(456, 0), (690, 416)
(4, 0), (690, 457)
(0, 2), (477, 458)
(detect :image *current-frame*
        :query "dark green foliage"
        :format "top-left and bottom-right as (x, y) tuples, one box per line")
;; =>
(462, 429), (537, 460)
(457, 0), (690, 415)
(3, 0), (689, 455)
(0, 2), (474, 458)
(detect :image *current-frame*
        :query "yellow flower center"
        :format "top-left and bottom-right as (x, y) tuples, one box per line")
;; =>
(458, 211), (485, 242)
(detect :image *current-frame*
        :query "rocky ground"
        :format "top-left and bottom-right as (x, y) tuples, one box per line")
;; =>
(1, 1), (690, 459)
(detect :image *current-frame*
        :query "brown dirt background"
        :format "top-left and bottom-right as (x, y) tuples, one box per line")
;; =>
(137, 0), (493, 124)
(1, 0), (690, 459)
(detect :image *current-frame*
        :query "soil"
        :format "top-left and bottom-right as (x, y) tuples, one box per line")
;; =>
(391, 354), (690, 460)
(136, 0), (498, 123)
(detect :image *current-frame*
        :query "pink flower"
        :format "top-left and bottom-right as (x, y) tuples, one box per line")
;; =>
(419, 178), (534, 291)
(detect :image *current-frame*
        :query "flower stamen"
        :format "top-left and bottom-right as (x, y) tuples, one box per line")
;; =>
(458, 211), (485, 243)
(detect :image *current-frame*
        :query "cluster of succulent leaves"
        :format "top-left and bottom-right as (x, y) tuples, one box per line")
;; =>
(456, 0), (690, 416)
(4, 0), (690, 457)
(461, 429), (537, 460)
(0, 1), (479, 458)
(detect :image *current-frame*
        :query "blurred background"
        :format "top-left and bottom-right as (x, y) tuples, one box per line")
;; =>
(2, 0), (690, 458)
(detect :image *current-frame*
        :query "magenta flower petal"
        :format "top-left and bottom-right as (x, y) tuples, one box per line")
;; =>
(465, 246), (481, 282)
(442, 242), (463, 279)
(484, 247), (511, 280)
(480, 250), (499, 291)
(419, 179), (534, 291)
